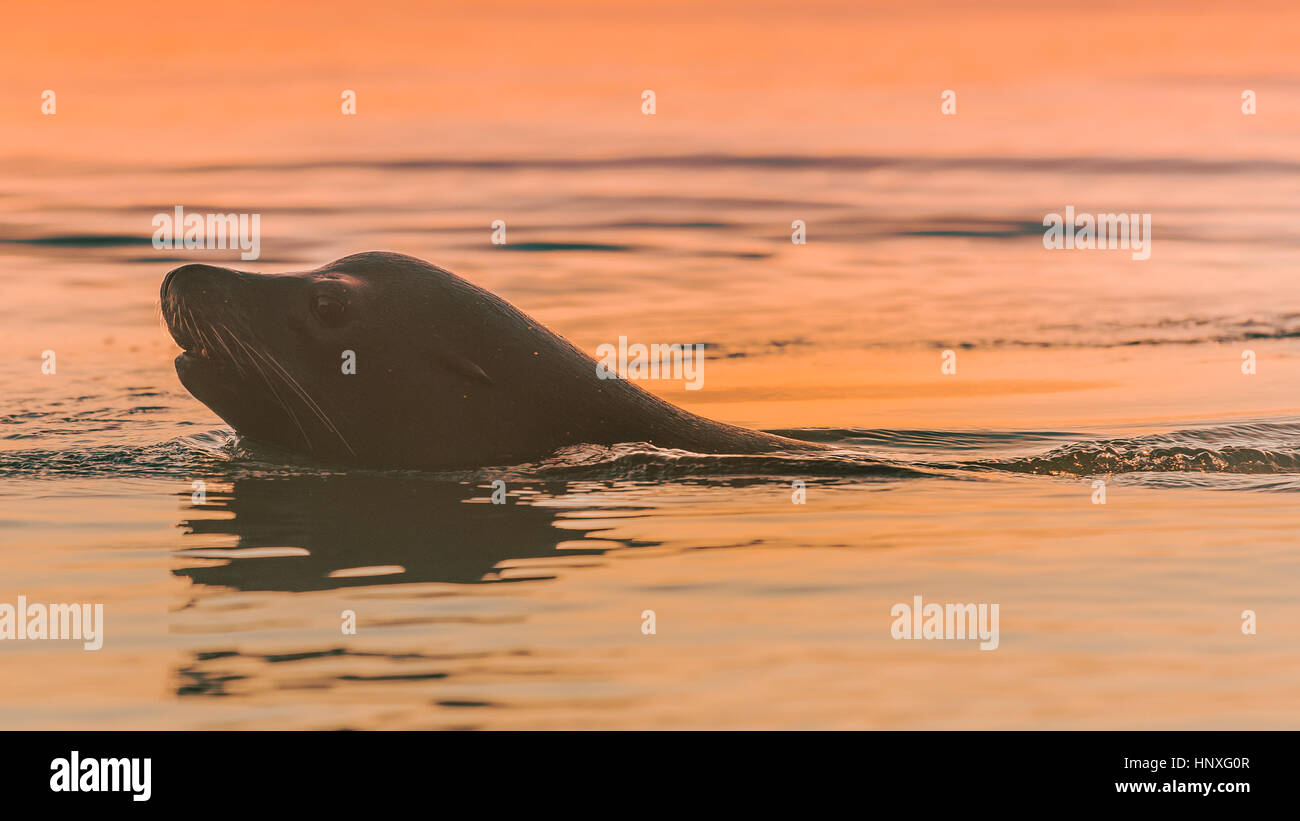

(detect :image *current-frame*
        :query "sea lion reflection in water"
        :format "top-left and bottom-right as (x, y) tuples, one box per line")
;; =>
(161, 252), (821, 469)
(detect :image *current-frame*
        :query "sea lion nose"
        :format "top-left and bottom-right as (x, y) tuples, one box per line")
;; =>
(161, 263), (236, 303)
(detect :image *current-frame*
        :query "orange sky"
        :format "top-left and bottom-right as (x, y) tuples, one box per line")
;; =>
(4, 1), (1300, 162)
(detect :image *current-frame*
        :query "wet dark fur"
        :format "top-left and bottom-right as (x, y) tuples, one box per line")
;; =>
(161, 251), (819, 469)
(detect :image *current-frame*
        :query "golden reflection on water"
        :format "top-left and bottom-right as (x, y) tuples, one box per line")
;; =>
(2, 1), (1300, 728)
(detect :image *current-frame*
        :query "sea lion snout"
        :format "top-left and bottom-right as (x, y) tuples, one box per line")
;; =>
(161, 262), (245, 310)
(161, 262), (236, 300)
(161, 263), (262, 353)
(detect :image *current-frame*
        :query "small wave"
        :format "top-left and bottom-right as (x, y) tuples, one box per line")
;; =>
(0, 429), (318, 479)
(0, 440), (224, 479)
(768, 427), (1085, 450)
(968, 420), (1300, 479)
(489, 441), (936, 482)
(775, 421), (1300, 482)
(985, 444), (1300, 476)
(6, 421), (1300, 486)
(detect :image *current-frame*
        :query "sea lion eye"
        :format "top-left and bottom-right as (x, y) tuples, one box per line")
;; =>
(312, 294), (347, 326)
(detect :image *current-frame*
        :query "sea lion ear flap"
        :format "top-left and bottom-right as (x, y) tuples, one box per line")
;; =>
(428, 334), (493, 386)
(444, 354), (493, 386)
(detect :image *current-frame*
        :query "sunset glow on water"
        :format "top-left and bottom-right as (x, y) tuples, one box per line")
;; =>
(2, 1), (1299, 730)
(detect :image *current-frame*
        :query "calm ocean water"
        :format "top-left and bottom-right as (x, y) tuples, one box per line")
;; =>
(3, 2), (1300, 727)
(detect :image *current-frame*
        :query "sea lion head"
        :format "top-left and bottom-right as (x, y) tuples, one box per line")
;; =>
(162, 251), (586, 468)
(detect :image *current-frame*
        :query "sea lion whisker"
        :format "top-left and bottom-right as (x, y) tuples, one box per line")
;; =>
(226, 336), (349, 443)
(208, 323), (246, 377)
(181, 306), (203, 353)
(250, 345), (356, 457)
(226, 332), (315, 453)
(224, 333), (299, 422)
(225, 331), (353, 457)
(195, 323), (217, 359)
(197, 322), (221, 362)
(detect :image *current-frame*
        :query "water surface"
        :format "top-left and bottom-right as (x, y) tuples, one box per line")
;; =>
(2, 1), (1299, 729)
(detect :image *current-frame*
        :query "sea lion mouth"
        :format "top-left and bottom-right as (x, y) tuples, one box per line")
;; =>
(161, 265), (235, 362)
(162, 288), (240, 378)
(162, 271), (276, 427)
(171, 335), (224, 370)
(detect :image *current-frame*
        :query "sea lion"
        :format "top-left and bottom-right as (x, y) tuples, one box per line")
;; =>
(161, 251), (820, 469)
